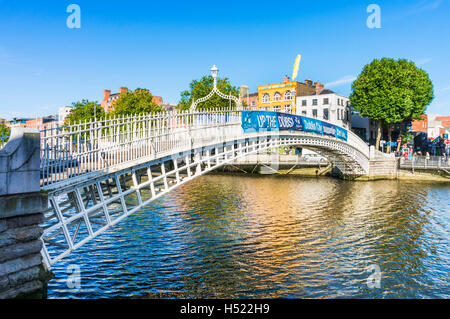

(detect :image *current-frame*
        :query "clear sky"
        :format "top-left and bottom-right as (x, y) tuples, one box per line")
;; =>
(0, 0), (449, 119)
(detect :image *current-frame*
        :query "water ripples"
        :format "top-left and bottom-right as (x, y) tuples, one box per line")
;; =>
(47, 175), (450, 298)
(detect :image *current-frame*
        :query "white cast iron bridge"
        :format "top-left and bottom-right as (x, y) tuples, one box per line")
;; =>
(38, 108), (370, 268)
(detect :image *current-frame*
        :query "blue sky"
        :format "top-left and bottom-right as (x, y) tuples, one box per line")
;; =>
(0, 0), (449, 119)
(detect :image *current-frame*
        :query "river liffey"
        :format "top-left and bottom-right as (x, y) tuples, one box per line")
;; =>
(47, 175), (450, 298)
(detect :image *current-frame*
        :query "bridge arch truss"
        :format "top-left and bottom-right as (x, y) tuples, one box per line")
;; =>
(38, 110), (369, 267)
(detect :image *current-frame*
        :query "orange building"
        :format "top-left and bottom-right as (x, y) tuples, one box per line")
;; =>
(411, 114), (428, 132)
(436, 116), (450, 128)
(152, 96), (163, 105)
(101, 87), (129, 113)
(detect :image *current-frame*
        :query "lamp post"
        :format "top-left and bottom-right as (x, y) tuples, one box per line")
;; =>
(211, 65), (218, 87)
(190, 65), (242, 111)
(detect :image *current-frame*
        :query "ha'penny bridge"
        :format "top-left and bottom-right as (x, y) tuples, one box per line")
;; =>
(0, 66), (393, 298)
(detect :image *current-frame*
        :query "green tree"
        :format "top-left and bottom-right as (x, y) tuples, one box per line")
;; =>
(350, 58), (433, 152)
(112, 88), (161, 116)
(0, 124), (10, 146)
(65, 100), (104, 125)
(0, 124), (10, 136)
(178, 76), (240, 110)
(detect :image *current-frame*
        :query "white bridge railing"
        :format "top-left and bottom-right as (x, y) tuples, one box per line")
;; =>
(39, 108), (371, 190)
(40, 109), (241, 188)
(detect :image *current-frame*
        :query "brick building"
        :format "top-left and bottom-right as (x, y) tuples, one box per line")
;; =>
(101, 87), (129, 113)
(411, 114), (428, 133)
(101, 87), (164, 113)
(26, 116), (57, 130)
(152, 96), (163, 105)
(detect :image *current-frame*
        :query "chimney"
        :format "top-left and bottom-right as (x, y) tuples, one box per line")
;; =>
(283, 75), (291, 83)
(305, 79), (313, 86)
(103, 89), (111, 101)
(314, 82), (324, 95)
(240, 85), (249, 98)
(120, 87), (128, 95)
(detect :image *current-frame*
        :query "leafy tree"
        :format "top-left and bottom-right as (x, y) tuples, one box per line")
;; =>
(350, 58), (433, 152)
(0, 124), (10, 136)
(0, 124), (10, 145)
(65, 100), (104, 125)
(112, 88), (162, 116)
(178, 76), (240, 110)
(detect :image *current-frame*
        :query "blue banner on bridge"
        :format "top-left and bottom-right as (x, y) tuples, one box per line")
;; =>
(241, 111), (348, 142)
(241, 111), (279, 132)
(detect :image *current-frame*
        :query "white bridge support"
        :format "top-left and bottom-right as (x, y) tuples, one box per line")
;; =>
(34, 109), (370, 268)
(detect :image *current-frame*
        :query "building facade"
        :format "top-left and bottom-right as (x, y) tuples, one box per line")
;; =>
(240, 92), (258, 108)
(351, 112), (378, 144)
(257, 77), (319, 113)
(101, 87), (164, 113)
(295, 89), (352, 129)
(411, 114), (428, 133)
(101, 87), (129, 113)
(8, 118), (31, 128)
(58, 106), (73, 126)
(240, 85), (258, 108)
(26, 116), (57, 130)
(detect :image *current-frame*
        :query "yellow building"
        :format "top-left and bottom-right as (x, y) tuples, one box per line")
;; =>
(257, 76), (321, 114)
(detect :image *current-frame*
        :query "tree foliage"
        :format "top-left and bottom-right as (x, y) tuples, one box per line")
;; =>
(350, 58), (433, 150)
(65, 100), (104, 125)
(112, 88), (162, 116)
(178, 76), (240, 110)
(0, 124), (10, 138)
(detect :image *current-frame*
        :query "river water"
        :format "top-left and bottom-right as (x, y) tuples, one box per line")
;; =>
(47, 174), (449, 298)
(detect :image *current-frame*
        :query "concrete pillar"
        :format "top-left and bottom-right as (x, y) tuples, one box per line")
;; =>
(0, 128), (52, 299)
(369, 145), (376, 159)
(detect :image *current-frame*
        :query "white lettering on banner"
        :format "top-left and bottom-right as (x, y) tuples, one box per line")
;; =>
(278, 115), (294, 128)
(257, 115), (277, 128)
(304, 120), (321, 131)
(323, 125), (336, 135)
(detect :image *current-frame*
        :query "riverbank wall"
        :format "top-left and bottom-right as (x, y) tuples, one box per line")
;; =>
(0, 128), (53, 299)
(216, 153), (449, 182)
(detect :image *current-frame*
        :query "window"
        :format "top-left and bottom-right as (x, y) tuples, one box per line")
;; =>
(312, 99), (318, 106)
(302, 111), (307, 115)
(284, 105), (292, 113)
(302, 100), (307, 106)
(284, 91), (292, 101)
(323, 108), (329, 121)
(262, 93), (270, 103)
(312, 109), (318, 118)
(273, 105), (281, 112)
(273, 92), (281, 102)
(251, 101), (255, 106)
(323, 98), (329, 105)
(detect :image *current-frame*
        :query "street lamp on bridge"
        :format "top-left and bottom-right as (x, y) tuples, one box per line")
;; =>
(211, 64), (219, 85)
(190, 64), (242, 111)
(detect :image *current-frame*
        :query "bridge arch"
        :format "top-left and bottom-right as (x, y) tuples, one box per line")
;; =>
(34, 108), (371, 268)
(40, 133), (369, 268)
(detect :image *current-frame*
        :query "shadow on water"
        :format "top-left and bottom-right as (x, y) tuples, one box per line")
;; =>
(47, 174), (450, 299)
